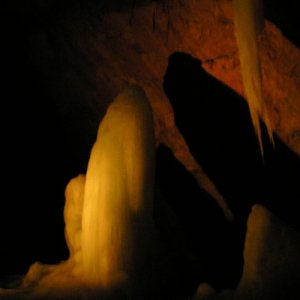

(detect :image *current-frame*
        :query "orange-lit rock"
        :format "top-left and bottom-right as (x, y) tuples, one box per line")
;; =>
(29, 0), (300, 219)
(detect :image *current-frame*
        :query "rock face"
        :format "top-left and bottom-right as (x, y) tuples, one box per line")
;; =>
(28, 0), (300, 151)
(26, 0), (300, 219)
(235, 204), (300, 300)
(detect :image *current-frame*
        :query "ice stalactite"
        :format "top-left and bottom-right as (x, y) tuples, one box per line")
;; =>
(81, 85), (156, 287)
(233, 0), (274, 155)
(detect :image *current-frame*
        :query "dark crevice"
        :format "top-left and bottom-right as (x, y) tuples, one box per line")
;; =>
(158, 51), (300, 291)
(263, 0), (300, 47)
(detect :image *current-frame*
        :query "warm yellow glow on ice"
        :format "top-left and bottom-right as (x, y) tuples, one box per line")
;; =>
(81, 86), (155, 286)
(64, 174), (85, 274)
(233, 0), (274, 154)
(0, 86), (155, 298)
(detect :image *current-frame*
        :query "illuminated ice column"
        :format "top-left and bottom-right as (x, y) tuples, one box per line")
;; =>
(64, 174), (85, 274)
(233, 0), (273, 154)
(81, 86), (155, 286)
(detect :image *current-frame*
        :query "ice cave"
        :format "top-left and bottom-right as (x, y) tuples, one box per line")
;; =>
(1, 0), (300, 299)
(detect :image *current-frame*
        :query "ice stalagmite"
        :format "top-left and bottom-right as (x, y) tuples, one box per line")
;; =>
(0, 86), (155, 299)
(64, 174), (85, 275)
(81, 86), (155, 287)
(233, 0), (274, 155)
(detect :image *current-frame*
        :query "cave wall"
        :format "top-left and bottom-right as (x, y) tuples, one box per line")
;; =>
(22, 0), (300, 219)
(26, 0), (300, 152)
(0, 0), (299, 285)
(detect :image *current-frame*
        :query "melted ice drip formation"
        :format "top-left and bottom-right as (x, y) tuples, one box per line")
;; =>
(81, 86), (155, 286)
(233, 0), (274, 155)
(0, 86), (155, 299)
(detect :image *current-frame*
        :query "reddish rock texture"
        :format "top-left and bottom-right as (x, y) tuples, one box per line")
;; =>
(28, 0), (300, 219)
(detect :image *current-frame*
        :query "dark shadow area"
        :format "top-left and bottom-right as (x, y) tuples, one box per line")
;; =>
(2, 0), (155, 37)
(155, 145), (244, 292)
(3, 0), (299, 49)
(157, 51), (300, 291)
(0, 18), (92, 279)
(264, 0), (300, 48)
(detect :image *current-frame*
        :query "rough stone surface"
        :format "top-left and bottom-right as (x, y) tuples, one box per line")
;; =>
(27, 0), (300, 217)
